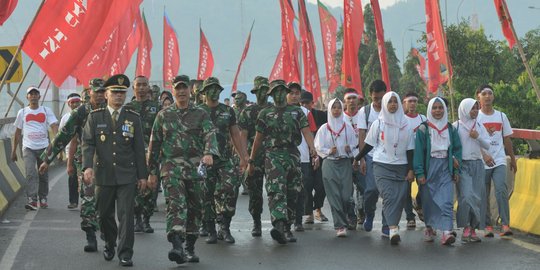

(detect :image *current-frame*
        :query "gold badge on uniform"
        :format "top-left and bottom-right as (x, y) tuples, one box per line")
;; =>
(100, 134), (106, 142)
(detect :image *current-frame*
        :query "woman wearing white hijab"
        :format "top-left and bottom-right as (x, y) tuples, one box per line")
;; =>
(453, 98), (490, 242)
(414, 97), (462, 245)
(354, 92), (415, 245)
(314, 99), (358, 237)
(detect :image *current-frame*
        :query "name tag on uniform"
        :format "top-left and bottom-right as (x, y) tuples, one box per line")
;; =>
(97, 124), (107, 128)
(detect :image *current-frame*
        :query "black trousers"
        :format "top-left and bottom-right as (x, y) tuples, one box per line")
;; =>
(96, 183), (136, 260)
(68, 163), (78, 205)
(301, 162), (326, 214)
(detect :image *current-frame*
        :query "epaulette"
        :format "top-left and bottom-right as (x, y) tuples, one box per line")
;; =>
(125, 108), (140, 116)
(90, 107), (106, 114)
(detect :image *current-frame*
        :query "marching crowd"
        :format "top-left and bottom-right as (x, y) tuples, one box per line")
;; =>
(10, 74), (517, 266)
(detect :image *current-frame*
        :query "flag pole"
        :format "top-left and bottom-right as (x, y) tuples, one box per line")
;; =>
(437, 0), (456, 122)
(0, 0), (46, 96)
(502, 1), (540, 101)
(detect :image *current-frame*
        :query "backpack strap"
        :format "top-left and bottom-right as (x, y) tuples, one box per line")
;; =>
(363, 104), (371, 128)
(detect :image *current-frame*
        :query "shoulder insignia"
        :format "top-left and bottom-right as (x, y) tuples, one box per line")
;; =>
(90, 107), (106, 114)
(125, 108), (140, 116)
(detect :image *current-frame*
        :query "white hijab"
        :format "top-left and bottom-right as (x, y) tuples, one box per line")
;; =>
(458, 98), (477, 131)
(327, 98), (345, 136)
(427, 97), (450, 152)
(379, 92), (408, 155)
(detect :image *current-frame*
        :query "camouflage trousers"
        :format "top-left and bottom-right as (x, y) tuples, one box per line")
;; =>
(163, 175), (203, 238)
(134, 187), (155, 218)
(203, 158), (240, 221)
(264, 150), (302, 225)
(246, 152), (265, 218)
(76, 159), (98, 231)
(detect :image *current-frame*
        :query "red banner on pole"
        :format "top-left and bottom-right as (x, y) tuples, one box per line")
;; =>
(494, 0), (516, 49)
(231, 22), (254, 93)
(136, 11), (153, 78)
(197, 27), (214, 80)
(22, 0), (137, 86)
(269, 47), (285, 82)
(317, 0), (339, 93)
(278, 0), (300, 83)
(163, 12), (180, 89)
(341, 0), (364, 97)
(370, 0), (391, 90)
(0, 0), (18, 26)
(71, 3), (141, 86)
(298, 0), (322, 102)
(411, 48), (427, 83)
(425, 0), (452, 93)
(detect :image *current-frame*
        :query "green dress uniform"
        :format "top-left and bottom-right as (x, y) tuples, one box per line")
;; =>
(81, 75), (147, 262)
(125, 98), (159, 230)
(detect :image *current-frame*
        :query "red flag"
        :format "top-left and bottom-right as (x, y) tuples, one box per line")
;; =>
(22, 0), (137, 86)
(298, 0), (322, 102)
(269, 47), (285, 82)
(163, 12), (180, 89)
(0, 0), (17, 26)
(341, 0), (364, 97)
(411, 48), (427, 83)
(494, 0), (516, 49)
(231, 22), (254, 93)
(71, 3), (142, 85)
(370, 0), (391, 90)
(425, 0), (452, 93)
(278, 0), (300, 83)
(136, 11), (153, 78)
(197, 27), (214, 80)
(317, 0), (339, 93)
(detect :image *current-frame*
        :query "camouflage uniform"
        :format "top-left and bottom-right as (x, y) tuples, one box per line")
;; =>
(232, 91), (247, 193)
(148, 103), (218, 239)
(256, 103), (307, 226)
(125, 99), (159, 225)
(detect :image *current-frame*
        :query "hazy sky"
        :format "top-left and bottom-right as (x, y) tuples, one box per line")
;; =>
(308, 0), (403, 9)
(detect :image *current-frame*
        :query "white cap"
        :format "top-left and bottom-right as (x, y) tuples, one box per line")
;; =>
(26, 86), (40, 94)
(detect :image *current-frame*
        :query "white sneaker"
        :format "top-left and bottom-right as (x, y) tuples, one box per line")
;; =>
(390, 227), (400, 245)
(336, 228), (347, 237)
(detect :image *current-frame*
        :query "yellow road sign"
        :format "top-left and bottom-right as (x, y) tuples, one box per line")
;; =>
(0, 46), (23, 83)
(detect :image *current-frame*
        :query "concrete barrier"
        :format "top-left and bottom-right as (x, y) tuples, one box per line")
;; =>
(0, 138), (25, 216)
(509, 158), (540, 235)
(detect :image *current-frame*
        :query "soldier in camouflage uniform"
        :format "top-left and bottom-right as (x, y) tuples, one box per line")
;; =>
(247, 79), (318, 244)
(38, 78), (107, 252)
(150, 85), (161, 102)
(238, 76), (271, 237)
(147, 75), (219, 264)
(199, 77), (249, 244)
(191, 79), (205, 105)
(126, 76), (159, 234)
(231, 91), (248, 196)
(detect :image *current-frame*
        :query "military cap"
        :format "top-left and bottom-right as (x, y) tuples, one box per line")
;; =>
(250, 76), (269, 94)
(231, 90), (246, 98)
(172, 75), (190, 89)
(267, 79), (291, 95)
(89, 78), (106, 92)
(103, 74), (130, 92)
(288, 81), (302, 90)
(201, 77), (224, 93)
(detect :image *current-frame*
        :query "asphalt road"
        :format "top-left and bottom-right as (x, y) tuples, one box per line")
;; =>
(1, 164), (539, 270)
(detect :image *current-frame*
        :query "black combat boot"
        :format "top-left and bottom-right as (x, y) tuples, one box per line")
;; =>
(134, 214), (143, 233)
(217, 217), (235, 244)
(270, 220), (287, 244)
(251, 216), (262, 237)
(205, 221), (217, 244)
(185, 234), (200, 263)
(285, 224), (297, 242)
(167, 233), (186, 264)
(83, 228), (97, 252)
(142, 216), (154, 233)
(199, 225), (209, 236)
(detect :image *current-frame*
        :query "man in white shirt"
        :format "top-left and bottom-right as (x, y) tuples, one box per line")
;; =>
(11, 87), (58, 210)
(402, 92), (427, 228)
(357, 80), (386, 233)
(475, 85), (516, 237)
(60, 93), (82, 209)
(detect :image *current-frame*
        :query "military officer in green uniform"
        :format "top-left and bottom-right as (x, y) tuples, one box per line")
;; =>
(199, 77), (249, 244)
(147, 75), (219, 264)
(238, 76), (271, 237)
(126, 75), (159, 234)
(82, 74), (147, 267)
(39, 78), (107, 252)
(247, 79), (318, 244)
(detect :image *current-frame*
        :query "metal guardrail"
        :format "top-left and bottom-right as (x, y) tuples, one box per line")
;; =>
(0, 117), (15, 125)
(511, 128), (540, 159)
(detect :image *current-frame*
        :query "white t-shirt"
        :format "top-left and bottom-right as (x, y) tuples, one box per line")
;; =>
(476, 110), (513, 168)
(298, 106), (310, 163)
(358, 103), (380, 156)
(314, 123), (359, 160)
(364, 119), (415, 165)
(343, 110), (362, 138)
(59, 112), (72, 155)
(405, 113), (426, 134)
(15, 106), (58, 150)
(452, 121), (490, 161)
